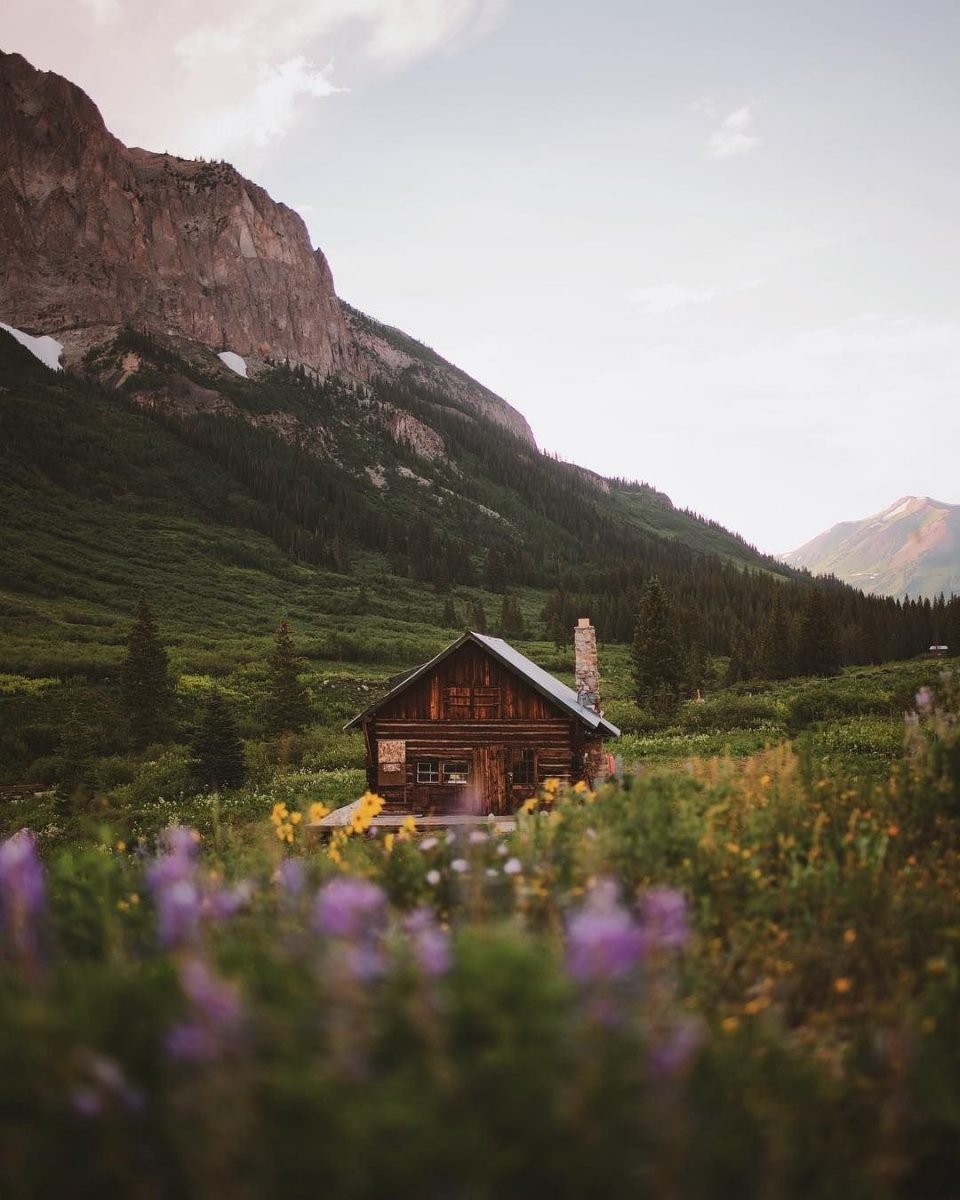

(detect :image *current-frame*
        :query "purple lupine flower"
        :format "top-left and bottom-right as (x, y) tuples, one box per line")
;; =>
(154, 878), (201, 949)
(72, 1053), (145, 1115)
(0, 829), (47, 969)
(146, 826), (204, 948)
(916, 686), (935, 713)
(166, 956), (244, 1062)
(207, 878), (254, 922)
(72, 1088), (103, 1118)
(166, 1021), (219, 1063)
(405, 907), (452, 978)
(275, 859), (306, 898)
(566, 879), (647, 983)
(642, 888), (690, 951)
(180, 957), (244, 1027)
(313, 878), (389, 982)
(313, 877), (386, 939)
(648, 1017), (704, 1080)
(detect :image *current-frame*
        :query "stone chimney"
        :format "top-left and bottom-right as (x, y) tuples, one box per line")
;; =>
(574, 618), (600, 713)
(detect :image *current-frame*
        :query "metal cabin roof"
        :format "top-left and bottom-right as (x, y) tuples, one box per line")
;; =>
(344, 631), (621, 737)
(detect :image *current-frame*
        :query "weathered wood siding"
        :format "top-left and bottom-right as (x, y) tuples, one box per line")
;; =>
(375, 642), (559, 722)
(365, 642), (580, 815)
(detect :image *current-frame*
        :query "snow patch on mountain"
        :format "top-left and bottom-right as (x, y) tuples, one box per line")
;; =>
(0, 322), (62, 371)
(218, 351), (248, 378)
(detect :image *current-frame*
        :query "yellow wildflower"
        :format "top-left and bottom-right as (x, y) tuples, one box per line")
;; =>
(290, 811), (302, 825)
(401, 815), (417, 836)
(130, 893), (140, 906)
(926, 957), (948, 976)
(309, 802), (330, 823)
(721, 1017), (740, 1034)
(833, 977), (853, 995)
(384, 833), (395, 853)
(115, 840), (126, 853)
(270, 802), (289, 827)
(743, 995), (771, 1016)
(573, 780), (588, 795)
(521, 797), (538, 814)
(843, 928), (857, 945)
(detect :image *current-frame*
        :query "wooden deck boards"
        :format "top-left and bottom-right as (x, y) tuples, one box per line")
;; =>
(308, 799), (516, 837)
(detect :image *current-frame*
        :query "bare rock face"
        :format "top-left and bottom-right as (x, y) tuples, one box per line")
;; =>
(343, 303), (537, 448)
(0, 50), (357, 375)
(0, 50), (539, 449)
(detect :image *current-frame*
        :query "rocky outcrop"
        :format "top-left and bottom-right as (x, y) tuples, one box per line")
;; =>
(344, 303), (536, 447)
(388, 411), (445, 461)
(0, 50), (356, 375)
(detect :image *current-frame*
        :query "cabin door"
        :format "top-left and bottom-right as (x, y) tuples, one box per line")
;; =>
(474, 745), (506, 816)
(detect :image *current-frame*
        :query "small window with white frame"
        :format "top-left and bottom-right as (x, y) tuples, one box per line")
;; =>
(416, 759), (440, 784)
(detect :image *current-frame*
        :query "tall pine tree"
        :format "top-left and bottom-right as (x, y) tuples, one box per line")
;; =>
(631, 577), (686, 714)
(120, 596), (174, 747)
(263, 620), (312, 735)
(796, 589), (841, 677)
(193, 689), (246, 790)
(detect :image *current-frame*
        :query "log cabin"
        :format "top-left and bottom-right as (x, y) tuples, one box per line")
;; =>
(344, 620), (620, 816)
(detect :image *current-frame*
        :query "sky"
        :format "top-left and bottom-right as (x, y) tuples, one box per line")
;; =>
(3, 0), (960, 555)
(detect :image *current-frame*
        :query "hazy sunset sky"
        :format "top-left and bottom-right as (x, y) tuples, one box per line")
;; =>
(3, 0), (959, 554)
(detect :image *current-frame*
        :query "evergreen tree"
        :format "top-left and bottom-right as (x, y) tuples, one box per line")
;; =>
(498, 593), (525, 639)
(441, 596), (459, 628)
(120, 596), (174, 747)
(724, 631), (752, 687)
(470, 600), (488, 634)
(263, 620), (312, 734)
(686, 638), (707, 698)
(193, 688), (246, 790)
(631, 577), (686, 714)
(758, 595), (796, 680)
(56, 708), (97, 810)
(796, 589), (841, 677)
(485, 548), (508, 592)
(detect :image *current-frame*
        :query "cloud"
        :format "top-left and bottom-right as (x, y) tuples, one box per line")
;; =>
(624, 278), (763, 314)
(168, 0), (510, 154)
(11, 1), (510, 160)
(704, 106), (760, 160)
(76, 0), (120, 24)
(188, 57), (344, 152)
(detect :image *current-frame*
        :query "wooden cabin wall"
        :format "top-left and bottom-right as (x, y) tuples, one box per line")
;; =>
(366, 642), (599, 816)
(376, 642), (558, 722)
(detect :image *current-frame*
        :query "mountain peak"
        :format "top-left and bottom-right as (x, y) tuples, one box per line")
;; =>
(785, 496), (960, 599)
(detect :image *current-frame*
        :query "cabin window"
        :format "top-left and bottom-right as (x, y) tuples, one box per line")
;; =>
(444, 687), (472, 718)
(512, 748), (536, 785)
(443, 686), (502, 719)
(416, 759), (440, 784)
(473, 687), (502, 719)
(442, 760), (470, 784)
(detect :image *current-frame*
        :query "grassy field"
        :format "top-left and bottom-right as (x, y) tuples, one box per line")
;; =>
(2, 649), (960, 1195)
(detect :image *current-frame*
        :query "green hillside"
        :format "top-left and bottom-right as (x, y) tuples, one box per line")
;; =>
(0, 324), (953, 691)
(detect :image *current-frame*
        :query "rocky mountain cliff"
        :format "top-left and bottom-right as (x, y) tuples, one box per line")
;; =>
(784, 496), (960, 599)
(0, 49), (534, 445)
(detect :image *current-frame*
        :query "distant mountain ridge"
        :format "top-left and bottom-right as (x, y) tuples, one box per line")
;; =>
(784, 496), (960, 599)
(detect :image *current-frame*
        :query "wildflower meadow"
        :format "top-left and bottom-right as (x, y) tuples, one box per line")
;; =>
(2, 677), (960, 1198)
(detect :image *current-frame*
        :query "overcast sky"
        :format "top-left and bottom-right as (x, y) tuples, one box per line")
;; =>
(4, 0), (959, 554)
